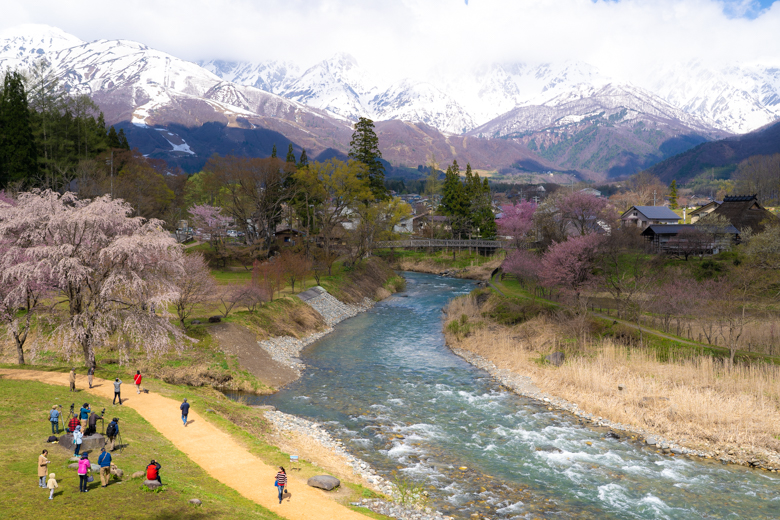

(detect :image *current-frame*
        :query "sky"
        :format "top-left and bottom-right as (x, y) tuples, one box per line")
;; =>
(1, 0), (779, 82)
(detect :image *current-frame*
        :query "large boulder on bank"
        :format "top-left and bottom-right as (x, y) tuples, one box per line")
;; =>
(57, 433), (106, 454)
(307, 475), (340, 491)
(144, 479), (162, 490)
(545, 352), (565, 367)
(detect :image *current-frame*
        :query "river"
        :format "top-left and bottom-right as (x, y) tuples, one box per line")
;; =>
(231, 272), (780, 519)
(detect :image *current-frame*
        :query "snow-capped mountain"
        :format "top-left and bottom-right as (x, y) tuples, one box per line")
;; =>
(649, 61), (780, 134)
(198, 59), (300, 95)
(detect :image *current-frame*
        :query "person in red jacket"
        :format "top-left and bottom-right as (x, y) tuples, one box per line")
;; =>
(133, 370), (143, 394)
(146, 459), (161, 484)
(67, 416), (79, 433)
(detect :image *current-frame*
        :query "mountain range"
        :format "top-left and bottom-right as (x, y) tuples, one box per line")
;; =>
(1, 24), (779, 181)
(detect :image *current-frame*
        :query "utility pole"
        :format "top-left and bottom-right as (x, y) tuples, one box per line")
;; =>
(653, 190), (656, 206)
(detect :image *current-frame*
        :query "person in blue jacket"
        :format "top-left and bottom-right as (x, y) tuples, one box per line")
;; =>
(98, 447), (112, 487)
(48, 406), (61, 434)
(180, 398), (190, 427)
(79, 403), (91, 431)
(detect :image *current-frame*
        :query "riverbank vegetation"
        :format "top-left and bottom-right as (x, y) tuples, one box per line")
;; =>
(449, 188), (780, 466)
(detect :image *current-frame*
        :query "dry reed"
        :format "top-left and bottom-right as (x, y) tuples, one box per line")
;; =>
(444, 295), (780, 460)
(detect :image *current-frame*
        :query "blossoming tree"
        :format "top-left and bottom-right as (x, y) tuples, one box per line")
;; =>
(0, 190), (187, 368)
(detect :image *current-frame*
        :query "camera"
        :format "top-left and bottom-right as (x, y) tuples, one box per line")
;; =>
(100, 408), (106, 417)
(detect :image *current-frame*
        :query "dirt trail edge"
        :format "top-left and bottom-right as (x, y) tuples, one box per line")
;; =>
(0, 369), (368, 520)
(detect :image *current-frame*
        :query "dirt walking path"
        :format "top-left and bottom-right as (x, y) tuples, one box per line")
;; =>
(0, 369), (368, 520)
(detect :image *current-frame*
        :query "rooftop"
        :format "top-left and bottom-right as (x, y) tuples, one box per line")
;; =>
(623, 206), (680, 220)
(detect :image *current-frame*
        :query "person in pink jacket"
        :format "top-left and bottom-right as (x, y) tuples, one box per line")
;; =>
(77, 453), (91, 493)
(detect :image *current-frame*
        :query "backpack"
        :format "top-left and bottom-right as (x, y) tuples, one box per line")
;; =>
(106, 422), (117, 437)
(47, 435), (58, 443)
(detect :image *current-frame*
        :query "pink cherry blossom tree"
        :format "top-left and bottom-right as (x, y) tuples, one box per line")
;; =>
(497, 200), (537, 248)
(539, 235), (602, 300)
(189, 203), (234, 264)
(0, 192), (52, 364)
(502, 249), (542, 297)
(0, 190), (187, 369)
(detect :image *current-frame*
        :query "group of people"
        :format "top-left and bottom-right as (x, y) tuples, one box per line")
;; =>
(67, 368), (144, 396)
(36, 368), (201, 499)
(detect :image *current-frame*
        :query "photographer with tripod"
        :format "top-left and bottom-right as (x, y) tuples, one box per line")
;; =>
(106, 418), (120, 452)
(66, 404), (79, 433)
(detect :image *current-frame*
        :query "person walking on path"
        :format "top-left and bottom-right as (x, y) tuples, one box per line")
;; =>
(87, 367), (94, 389)
(105, 418), (119, 451)
(275, 466), (287, 504)
(98, 447), (112, 487)
(79, 403), (91, 431)
(77, 453), (91, 493)
(46, 473), (58, 500)
(69, 368), (76, 392)
(48, 406), (60, 434)
(146, 459), (162, 484)
(133, 370), (143, 394)
(73, 425), (83, 456)
(180, 398), (190, 426)
(38, 449), (50, 488)
(112, 378), (122, 405)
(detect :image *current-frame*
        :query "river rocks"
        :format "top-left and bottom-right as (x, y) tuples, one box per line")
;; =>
(646, 436), (658, 446)
(353, 498), (453, 520)
(308, 475), (340, 490)
(545, 352), (565, 367)
(188, 498), (202, 505)
(263, 410), (394, 496)
(144, 479), (162, 490)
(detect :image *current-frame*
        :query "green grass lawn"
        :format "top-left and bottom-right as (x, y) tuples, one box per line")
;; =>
(375, 248), (504, 270)
(0, 378), (284, 519)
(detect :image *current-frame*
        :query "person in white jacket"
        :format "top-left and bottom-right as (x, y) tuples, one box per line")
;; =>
(73, 425), (83, 456)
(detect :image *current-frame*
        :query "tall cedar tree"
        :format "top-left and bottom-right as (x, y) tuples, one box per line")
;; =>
(299, 149), (308, 168)
(107, 126), (121, 149)
(117, 128), (130, 150)
(271, 144), (277, 158)
(286, 143), (296, 164)
(669, 179), (678, 209)
(348, 117), (387, 200)
(0, 71), (38, 187)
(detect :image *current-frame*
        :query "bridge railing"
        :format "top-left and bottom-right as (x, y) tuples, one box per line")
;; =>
(375, 239), (513, 249)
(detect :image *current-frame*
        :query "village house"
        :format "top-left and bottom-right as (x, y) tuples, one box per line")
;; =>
(710, 195), (780, 234)
(620, 206), (680, 229)
(689, 200), (721, 223)
(641, 224), (739, 254)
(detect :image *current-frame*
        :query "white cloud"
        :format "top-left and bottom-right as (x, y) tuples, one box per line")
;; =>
(1, 0), (779, 85)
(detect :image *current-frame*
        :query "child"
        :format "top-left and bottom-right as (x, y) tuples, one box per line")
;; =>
(46, 473), (58, 500)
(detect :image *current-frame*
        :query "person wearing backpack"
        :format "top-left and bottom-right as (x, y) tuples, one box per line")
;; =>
(133, 370), (143, 394)
(112, 378), (122, 405)
(105, 418), (119, 451)
(98, 447), (112, 487)
(38, 449), (51, 488)
(73, 425), (83, 456)
(77, 452), (91, 492)
(48, 406), (60, 435)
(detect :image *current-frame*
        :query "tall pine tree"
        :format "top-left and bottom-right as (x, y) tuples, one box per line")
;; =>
(286, 143), (296, 164)
(0, 71), (38, 187)
(117, 128), (130, 150)
(348, 117), (387, 200)
(669, 179), (678, 209)
(299, 149), (308, 168)
(107, 126), (121, 149)
(271, 144), (277, 158)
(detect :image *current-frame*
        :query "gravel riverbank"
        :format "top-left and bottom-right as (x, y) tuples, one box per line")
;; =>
(263, 409), (452, 520)
(257, 292), (374, 377)
(450, 347), (780, 472)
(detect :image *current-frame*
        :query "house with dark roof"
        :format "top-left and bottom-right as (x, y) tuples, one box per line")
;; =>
(711, 195), (780, 234)
(641, 224), (739, 254)
(620, 206), (680, 229)
(689, 201), (722, 223)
